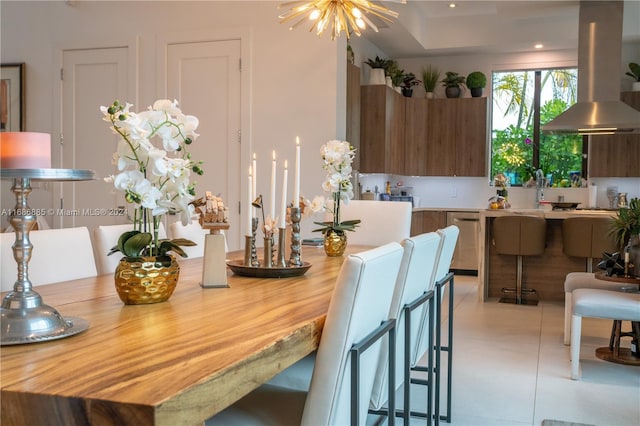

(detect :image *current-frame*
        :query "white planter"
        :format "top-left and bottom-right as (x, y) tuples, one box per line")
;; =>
(385, 76), (393, 87)
(425, 92), (434, 99)
(632, 81), (640, 92)
(368, 68), (385, 85)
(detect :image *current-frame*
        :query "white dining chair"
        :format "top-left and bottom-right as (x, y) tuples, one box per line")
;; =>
(206, 242), (404, 426)
(369, 231), (443, 423)
(324, 200), (412, 246)
(93, 223), (167, 275)
(1, 226), (97, 292)
(412, 224), (459, 422)
(570, 288), (640, 380)
(563, 272), (628, 345)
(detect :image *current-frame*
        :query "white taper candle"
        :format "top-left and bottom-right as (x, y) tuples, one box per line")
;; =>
(270, 150), (276, 220)
(294, 137), (300, 208)
(280, 160), (288, 229)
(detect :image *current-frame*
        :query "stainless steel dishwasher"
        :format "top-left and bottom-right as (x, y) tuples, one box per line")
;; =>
(446, 211), (480, 271)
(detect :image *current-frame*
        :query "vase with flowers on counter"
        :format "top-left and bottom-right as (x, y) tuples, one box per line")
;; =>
(101, 99), (204, 304)
(305, 140), (360, 257)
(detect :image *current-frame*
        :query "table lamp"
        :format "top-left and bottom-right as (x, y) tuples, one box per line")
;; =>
(0, 132), (94, 345)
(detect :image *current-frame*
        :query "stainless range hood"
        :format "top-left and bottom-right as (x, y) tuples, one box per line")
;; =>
(543, 1), (640, 135)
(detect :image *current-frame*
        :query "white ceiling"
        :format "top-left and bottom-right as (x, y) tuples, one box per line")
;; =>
(362, 0), (639, 58)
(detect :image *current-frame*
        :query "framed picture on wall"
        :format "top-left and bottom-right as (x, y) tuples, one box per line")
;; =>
(1, 63), (25, 132)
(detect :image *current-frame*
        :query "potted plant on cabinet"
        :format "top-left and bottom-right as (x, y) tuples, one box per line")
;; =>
(365, 55), (390, 85)
(441, 71), (466, 98)
(400, 73), (422, 97)
(466, 71), (487, 97)
(422, 65), (440, 99)
(625, 62), (640, 91)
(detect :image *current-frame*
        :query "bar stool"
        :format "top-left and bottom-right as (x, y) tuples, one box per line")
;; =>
(493, 216), (546, 305)
(562, 217), (616, 273)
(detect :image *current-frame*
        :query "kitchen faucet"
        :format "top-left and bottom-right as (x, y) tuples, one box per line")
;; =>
(535, 169), (544, 208)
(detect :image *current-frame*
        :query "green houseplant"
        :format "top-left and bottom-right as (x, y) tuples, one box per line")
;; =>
(626, 62), (640, 91)
(466, 71), (487, 97)
(400, 72), (421, 97)
(609, 197), (640, 277)
(441, 71), (466, 98)
(422, 65), (440, 98)
(365, 56), (390, 85)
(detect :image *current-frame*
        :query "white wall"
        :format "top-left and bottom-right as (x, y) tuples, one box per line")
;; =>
(0, 1), (343, 238)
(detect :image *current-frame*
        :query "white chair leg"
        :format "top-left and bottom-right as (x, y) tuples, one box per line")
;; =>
(570, 313), (582, 380)
(564, 292), (572, 346)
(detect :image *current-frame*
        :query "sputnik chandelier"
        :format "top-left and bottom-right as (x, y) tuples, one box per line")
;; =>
(278, 0), (401, 40)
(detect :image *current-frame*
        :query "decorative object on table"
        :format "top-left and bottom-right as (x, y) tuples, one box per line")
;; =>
(364, 55), (390, 85)
(306, 140), (360, 257)
(400, 72), (421, 98)
(441, 71), (466, 98)
(114, 256), (179, 304)
(422, 64), (440, 99)
(597, 252), (626, 277)
(625, 62), (640, 91)
(609, 197), (640, 277)
(1, 132), (94, 345)
(466, 71), (487, 97)
(192, 191), (231, 288)
(278, 0), (399, 40)
(101, 99), (203, 304)
(289, 205), (303, 266)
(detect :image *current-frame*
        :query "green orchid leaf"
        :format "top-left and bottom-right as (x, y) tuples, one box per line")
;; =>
(122, 232), (152, 257)
(117, 230), (141, 254)
(158, 240), (188, 258)
(169, 238), (197, 247)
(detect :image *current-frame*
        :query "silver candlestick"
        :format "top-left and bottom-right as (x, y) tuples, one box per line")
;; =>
(251, 217), (259, 267)
(263, 237), (273, 268)
(289, 207), (303, 267)
(0, 168), (94, 345)
(277, 228), (288, 267)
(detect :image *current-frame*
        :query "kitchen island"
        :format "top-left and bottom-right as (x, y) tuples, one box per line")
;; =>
(478, 209), (617, 302)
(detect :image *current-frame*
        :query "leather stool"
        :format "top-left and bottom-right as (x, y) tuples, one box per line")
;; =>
(493, 216), (546, 305)
(562, 217), (616, 272)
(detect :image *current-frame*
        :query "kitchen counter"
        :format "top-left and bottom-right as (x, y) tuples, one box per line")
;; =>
(478, 208), (617, 302)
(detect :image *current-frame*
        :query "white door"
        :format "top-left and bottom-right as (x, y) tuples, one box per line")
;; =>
(166, 40), (242, 250)
(59, 47), (130, 230)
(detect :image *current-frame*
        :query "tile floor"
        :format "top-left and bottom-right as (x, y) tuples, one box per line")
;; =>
(408, 275), (640, 426)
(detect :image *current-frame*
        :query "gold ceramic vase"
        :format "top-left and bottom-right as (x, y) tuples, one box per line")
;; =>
(114, 255), (180, 305)
(324, 229), (347, 257)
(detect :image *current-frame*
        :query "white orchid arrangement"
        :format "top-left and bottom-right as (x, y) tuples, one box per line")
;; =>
(101, 99), (203, 259)
(305, 140), (360, 234)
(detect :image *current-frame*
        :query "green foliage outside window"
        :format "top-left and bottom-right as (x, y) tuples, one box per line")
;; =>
(491, 69), (582, 186)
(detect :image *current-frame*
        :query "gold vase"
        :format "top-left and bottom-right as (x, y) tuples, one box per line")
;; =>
(114, 255), (180, 305)
(324, 229), (347, 257)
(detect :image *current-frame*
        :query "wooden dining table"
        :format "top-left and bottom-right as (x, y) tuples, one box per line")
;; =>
(1, 245), (370, 426)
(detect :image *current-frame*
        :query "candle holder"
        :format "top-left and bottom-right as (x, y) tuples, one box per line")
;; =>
(244, 235), (253, 266)
(251, 217), (259, 267)
(289, 207), (303, 267)
(277, 228), (288, 267)
(0, 168), (94, 345)
(263, 237), (273, 268)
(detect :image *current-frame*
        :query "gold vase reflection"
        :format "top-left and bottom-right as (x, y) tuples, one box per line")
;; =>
(114, 255), (179, 305)
(324, 229), (347, 257)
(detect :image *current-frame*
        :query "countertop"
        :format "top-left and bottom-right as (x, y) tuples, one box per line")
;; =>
(480, 208), (617, 219)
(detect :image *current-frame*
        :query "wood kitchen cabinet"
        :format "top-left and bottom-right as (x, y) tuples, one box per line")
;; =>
(410, 210), (447, 236)
(424, 97), (487, 176)
(589, 91), (640, 177)
(359, 85), (405, 173)
(346, 63), (361, 170)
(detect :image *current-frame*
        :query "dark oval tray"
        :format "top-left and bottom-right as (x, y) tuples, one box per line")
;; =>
(226, 260), (311, 278)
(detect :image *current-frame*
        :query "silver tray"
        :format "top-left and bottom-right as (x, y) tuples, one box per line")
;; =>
(226, 260), (312, 278)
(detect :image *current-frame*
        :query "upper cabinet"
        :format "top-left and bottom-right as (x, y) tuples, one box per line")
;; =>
(359, 90), (487, 176)
(346, 63), (361, 171)
(588, 92), (640, 178)
(359, 85), (406, 174)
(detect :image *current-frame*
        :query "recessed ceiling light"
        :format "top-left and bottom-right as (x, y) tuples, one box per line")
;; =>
(449, 3), (456, 8)
(534, 43), (544, 49)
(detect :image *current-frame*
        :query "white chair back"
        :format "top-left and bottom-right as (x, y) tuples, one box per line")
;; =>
(1, 227), (97, 291)
(168, 220), (227, 258)
(93, 223), (167, 275)
(370, 231), (443, 410)
(324, 200), (412, 246)
(413, 225), (459, 362)
(302, 242), (403, 426)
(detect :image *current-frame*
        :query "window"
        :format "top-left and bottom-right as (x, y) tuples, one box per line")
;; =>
(491, 68), (584, 187)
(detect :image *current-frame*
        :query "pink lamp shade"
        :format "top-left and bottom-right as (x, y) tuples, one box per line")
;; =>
(0, 132), (52, 169)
